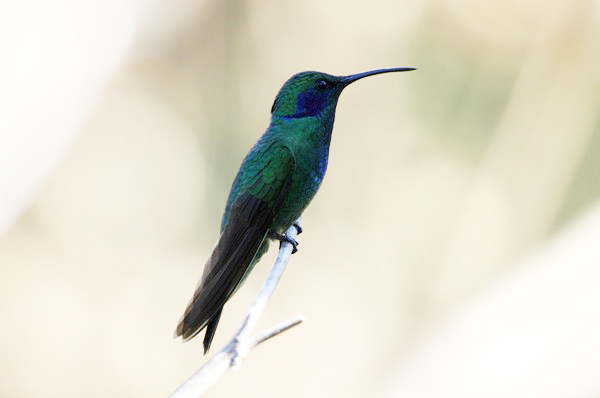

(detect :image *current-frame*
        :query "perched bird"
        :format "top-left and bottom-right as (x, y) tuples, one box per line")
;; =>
(176, 67), (415, 353)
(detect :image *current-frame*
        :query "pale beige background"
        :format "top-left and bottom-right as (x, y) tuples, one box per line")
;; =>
(1, 0), (599, 397)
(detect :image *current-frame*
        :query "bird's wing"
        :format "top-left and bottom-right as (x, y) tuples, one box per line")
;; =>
(176, 143), (295, 342)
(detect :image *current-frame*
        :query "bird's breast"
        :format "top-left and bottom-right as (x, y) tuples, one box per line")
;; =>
(270, 142), (329, 233)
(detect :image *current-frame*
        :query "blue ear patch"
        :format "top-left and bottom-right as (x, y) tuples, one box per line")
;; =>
(289, 90), (328, 118)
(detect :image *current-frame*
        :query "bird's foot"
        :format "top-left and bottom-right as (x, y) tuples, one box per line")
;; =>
(281, 235), (299, 254)
(293, 222), (303, 235)
(270, 231), (299, 254)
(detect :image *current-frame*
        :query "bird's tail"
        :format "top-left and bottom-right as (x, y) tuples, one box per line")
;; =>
(202, 309), (222, 354)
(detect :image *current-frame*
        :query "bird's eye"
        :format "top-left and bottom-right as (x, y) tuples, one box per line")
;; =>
(316, 79), (330, 90)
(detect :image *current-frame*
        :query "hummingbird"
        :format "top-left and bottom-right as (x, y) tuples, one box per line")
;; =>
(176, 67), (415, 353)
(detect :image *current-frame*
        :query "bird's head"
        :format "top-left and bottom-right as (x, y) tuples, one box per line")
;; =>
(270, 68), (415, 119)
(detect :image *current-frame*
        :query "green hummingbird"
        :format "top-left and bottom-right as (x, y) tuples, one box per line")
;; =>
(176, 67), (415, 353)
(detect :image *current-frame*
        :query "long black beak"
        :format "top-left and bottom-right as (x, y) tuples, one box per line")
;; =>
(341, 67), (416, 86)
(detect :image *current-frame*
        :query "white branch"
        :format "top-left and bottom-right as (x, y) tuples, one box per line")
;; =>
(169, 221), (303, 398)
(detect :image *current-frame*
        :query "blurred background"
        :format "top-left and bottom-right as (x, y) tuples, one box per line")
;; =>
(1, 0), (600, 397)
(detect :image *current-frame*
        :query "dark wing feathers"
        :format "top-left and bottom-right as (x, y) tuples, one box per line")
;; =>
(175, 144), (295, 352)
(177, 193), (272, 340)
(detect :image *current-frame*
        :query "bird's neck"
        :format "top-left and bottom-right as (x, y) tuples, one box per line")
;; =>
(270, 107), (337, 148)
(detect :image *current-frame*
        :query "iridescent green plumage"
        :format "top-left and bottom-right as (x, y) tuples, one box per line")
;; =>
(176, 67), (415, 353)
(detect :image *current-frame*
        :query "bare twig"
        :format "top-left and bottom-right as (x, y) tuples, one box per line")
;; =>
(169, 221), (303, 398)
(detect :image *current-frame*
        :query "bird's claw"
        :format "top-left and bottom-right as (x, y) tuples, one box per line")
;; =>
(279, 235), (299, 254)
(293, 222), (303, 235)
(271, 231), (299, 254)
